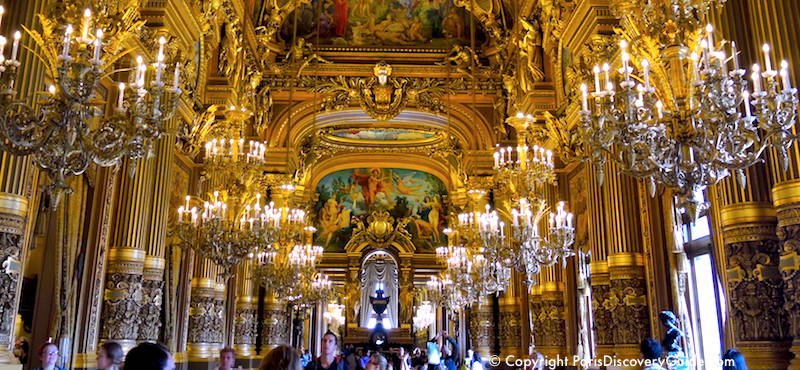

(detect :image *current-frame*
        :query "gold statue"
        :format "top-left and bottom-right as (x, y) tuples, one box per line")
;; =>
(436, 45), (481, 75)
(519, 16), (546, 89)
(284, 37), (332, 77)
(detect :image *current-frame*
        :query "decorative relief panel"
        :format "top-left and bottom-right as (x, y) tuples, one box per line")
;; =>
(778, 221), (800, 337)
(499, 310), (522, 349)
(261, 307), (288, 346)
(187, 295), (223, 344)
(234, 307), (258, 345)
(536, 299), (566, 347)
(591, 284), (614, 346)
(100, 273), (144, 341)
(609, 277), (650, 345)
(138, 279), (164, 341)
(726, 238), (790, 341)
(469, 308), (493, 351)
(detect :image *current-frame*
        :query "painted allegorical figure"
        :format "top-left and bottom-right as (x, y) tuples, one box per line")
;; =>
(334, 0), (348, 36)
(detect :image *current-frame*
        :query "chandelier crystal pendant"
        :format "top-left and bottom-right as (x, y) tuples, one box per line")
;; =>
(175, 191), (266, 277)
(577, 27), (797, 218)
(0, 9), (181, 207)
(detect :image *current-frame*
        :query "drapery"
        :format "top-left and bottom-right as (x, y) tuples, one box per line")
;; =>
(359, 258), (399, 328)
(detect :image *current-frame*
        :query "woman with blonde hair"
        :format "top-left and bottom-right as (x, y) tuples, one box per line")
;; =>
(259, 345), (302, 370)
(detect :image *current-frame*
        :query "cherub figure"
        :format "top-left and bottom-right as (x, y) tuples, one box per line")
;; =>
(284, 37), (332, 77)
(436, 44), (481, 75)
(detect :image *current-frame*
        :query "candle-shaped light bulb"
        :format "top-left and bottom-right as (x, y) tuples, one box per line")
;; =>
(752, 63), (762, 93)
(92, 29), (102, 61)
(48, 85), (56, 94)
(10, 31), (20, 62)
(117, 83), (125, 110)
(580, 83), (588, 111)
(0, 6), (5, 30)
(656, 100), (663, 119)
(731, 41), (740, 70)
(0, 36), (7, 58)
(705, 24), (714, 51)
(781, 60), (792, 90)
(743, 90), (751, 118)
(593, 65), (601, 93)
(158, 36), (166, 58)
(641, 59), (651, 90)
(155, 52), (164, 84)
(516, 111), (524, 119)
(763, 44), (772, 72)
(173, 62), (181, 91)
(621, 51), (631, 82)
(602, 63), (611, 90)
(81, 8), (91, 41)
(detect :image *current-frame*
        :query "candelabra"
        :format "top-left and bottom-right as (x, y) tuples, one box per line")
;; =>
(0, 8), (181, 207)
(510, 198), (575, 285)
(577, 26), (797, 218)
(493, 113), (556, 198)
(175, 191), (266, 277)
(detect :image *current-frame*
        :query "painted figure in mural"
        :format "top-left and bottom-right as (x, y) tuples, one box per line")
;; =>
(334, 0), (349, 36)
(351, 168), (389, 206)
(319, 197), (351, 245)
(315, 168), (447, 251)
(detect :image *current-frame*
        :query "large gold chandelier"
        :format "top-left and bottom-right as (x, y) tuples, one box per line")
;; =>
(203, 105), (268, 179)
(491, 115), (577, 285)
(250, 185), (334, 306)
(566, 0), (795, 218)
(0, 7), (180, 207)
(175, 191), (270, 277)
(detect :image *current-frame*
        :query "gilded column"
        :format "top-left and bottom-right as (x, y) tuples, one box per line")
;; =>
(0, 0), (46, 365)
(535, 266), (566, 358)
(186, 260), (223, 361)
(602, 163), (650, 359)
(100, 157), (157, 351)
(726, 1), (800, 367)
(138, 134), (177, 342)
(260, 292), (288, 352)
(586, 165), (612, 357)
(469, 296), (493, 358)
(233, 262), (258, 358)
(498, 274), (523, 358)
(714, 165), (791, 368)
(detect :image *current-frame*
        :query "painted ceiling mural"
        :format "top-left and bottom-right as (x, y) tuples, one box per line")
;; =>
(268, 0), (486, 48)
(329, 129), (435, 141)
(314, 168), (447, 252)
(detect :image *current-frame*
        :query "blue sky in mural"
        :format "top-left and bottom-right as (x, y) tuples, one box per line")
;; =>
(315, 168), (447, 252)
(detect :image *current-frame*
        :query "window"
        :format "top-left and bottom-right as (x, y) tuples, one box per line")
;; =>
(683, 207), (725, 370)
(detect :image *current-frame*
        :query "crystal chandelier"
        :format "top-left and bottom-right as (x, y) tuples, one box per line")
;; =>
(0, 8), (181, 206)
(324, 302), (346, 331)
(412, 300), (435, 331)
(577, 25), (797, 218)
(203, 105), (268, 179)
(175, 191), (267, 277)
(510, 198), (575, 284)
(493, 114), (556, 198)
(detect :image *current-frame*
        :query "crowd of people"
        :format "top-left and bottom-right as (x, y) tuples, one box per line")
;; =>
(23, 332), (749, 370)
